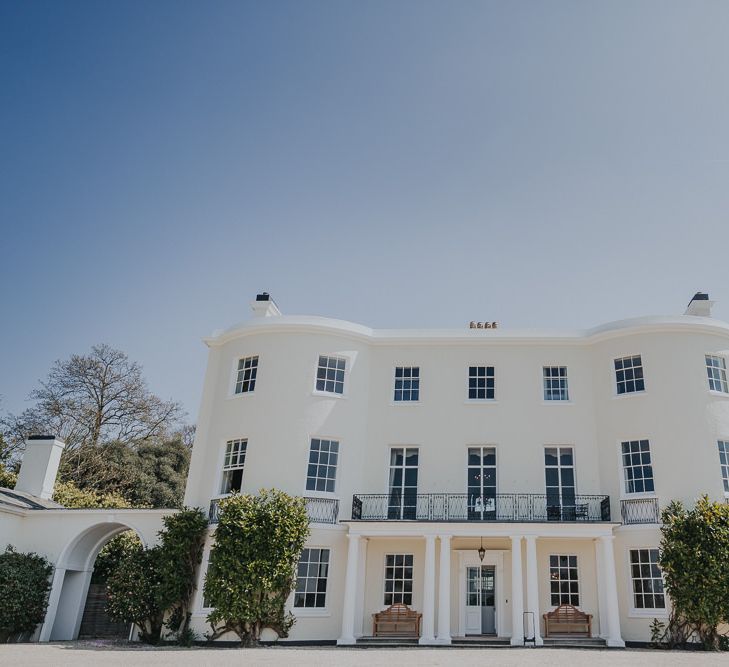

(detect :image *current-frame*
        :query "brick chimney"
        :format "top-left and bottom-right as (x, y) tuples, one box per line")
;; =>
(15, 435), (65, 499)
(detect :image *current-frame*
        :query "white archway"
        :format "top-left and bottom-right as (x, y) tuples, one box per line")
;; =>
(39, 520), (149, 642)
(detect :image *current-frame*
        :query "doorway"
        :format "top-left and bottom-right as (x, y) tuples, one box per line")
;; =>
(465, 565), (496, 635)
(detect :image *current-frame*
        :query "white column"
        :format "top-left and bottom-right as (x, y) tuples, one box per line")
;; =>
(419, 535), (437, 643)
(338, 533), (361, 645)
(599, 535), (625, 647)
(510, 535), (524, 645)
(353, 537), (368, 638)
(525, 535), (543, 645)
(435, 534), (452, 644)
(38, 567), (66, 641)
(594, 538), (608, 638)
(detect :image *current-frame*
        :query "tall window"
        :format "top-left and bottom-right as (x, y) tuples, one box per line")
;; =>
(467, 447), (496, 519)
(629, 549), (665, 610)
(384, 554), (413, 606)
(468, 366), (495, 400)
(719, 440), (729, 494)
(621, 440), (655, 494)
(706, 355), (729, 393)
(220, 439), (247, 494)
(305, 438), (339, 493)
(201, 555), (212, 609)
(388, 447), (418, 519)
(543, 366), (569, 401)
(294, 548), (330, 609)
(544, 447), (576, 518)
(234, 356), (258, 394)
(316, 356), (346, 394)
(394, 367), (420, 402)
(549, 555), (579, 606)
(614, 355), (645, 394)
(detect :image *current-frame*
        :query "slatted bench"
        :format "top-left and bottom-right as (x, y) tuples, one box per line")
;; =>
(373, 603), (422, 638)
(543, 603), (592, 637)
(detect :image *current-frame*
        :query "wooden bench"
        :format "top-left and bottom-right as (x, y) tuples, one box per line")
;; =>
(543, 603), (592, 637)
(373, 603), (422, 637)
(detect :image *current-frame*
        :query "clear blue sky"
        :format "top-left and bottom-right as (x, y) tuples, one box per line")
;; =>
(1, 1), (728, 422)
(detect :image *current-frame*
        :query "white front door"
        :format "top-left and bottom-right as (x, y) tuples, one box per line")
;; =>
(458, 550), (506, 638)
(465, 566), (496, 635)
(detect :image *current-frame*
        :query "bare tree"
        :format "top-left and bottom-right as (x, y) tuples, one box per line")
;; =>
(1, 344), (184, 455)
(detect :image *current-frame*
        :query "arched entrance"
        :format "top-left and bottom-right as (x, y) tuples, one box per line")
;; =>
(39, 521), (148, 641)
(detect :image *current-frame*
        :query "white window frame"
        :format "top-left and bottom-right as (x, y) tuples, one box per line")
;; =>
(543, 445), (578, 506)
(217, 438), (247, 497)
(466, 365), (496, 401)
(292, 546), (332, 615)
(228, 355), (259, 398)
(548, 553), (580, 608)
(304, 437), (340, 496)
(613, 354), (646, 396)
(543, 365), (570, 402)
(313, 354), (348, 397)
(627, 547), (667, 617)
(719, 440), (729, 497)
(383, 553), (414, 606)
(392, 366), (421, 404)
(386, 446), (419, 520)
(198, 542), (215, 612)
(619, 439), (656, 498)
(466, 445), (498, 517)
(706, 354), (729, 394)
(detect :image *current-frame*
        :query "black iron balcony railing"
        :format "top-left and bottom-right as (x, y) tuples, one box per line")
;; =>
(620, 497), (660, 525)
(208, 496), (340, 525)
(351, 493), (611, 522)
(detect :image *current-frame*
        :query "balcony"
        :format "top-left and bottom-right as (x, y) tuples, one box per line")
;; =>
(620, 497), (660, 525)
(208, 496), (340, 525)
(351, 493), (611, 522)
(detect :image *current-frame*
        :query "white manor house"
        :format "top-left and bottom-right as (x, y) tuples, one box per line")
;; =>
(2, 292), (729, 646)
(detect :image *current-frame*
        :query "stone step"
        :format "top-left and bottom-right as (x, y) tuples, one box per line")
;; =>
(542, 637), (607, 648)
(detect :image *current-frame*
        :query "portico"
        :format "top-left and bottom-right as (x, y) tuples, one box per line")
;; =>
(337, 522), (624, 647)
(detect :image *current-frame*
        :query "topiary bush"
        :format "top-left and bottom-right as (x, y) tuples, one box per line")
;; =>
(204, 489), (310, 645)
(0, 546), (53, 643)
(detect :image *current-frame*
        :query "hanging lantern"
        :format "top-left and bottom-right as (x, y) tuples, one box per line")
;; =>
(478, 536), (485, 562)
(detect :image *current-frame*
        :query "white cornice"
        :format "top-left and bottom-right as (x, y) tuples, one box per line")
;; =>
(204, 314), (729, 348)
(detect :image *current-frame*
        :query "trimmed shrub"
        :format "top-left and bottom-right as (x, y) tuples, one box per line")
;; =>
(0, 547), (53, 643)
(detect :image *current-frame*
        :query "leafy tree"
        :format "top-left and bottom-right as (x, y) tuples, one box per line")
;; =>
(93, 531), (143, 584)
(106, 547), (165, 644)
(0, 463), (16, 489)
(0, 547), (53, 643)
(1, 344), (183, 458)
(204, 489), (310, 645)
(53, 480), (132, 509)
(658, 496), (729, 650)
(106, 508), (207, 644)
(58, 438), (190, 508)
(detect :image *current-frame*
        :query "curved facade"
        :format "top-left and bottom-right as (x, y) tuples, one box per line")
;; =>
(185, 295), (729, 645)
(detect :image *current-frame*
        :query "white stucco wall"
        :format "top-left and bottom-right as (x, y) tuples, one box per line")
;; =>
(181, 310), (729, 643)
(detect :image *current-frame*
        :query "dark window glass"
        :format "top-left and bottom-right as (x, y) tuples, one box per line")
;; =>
(234, 356), (258, 394)
(468, 366), (495, 400)
(294, 548), (330, 608)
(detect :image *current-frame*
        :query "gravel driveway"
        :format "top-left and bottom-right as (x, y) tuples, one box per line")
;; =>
(1, 642), (726, 667)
